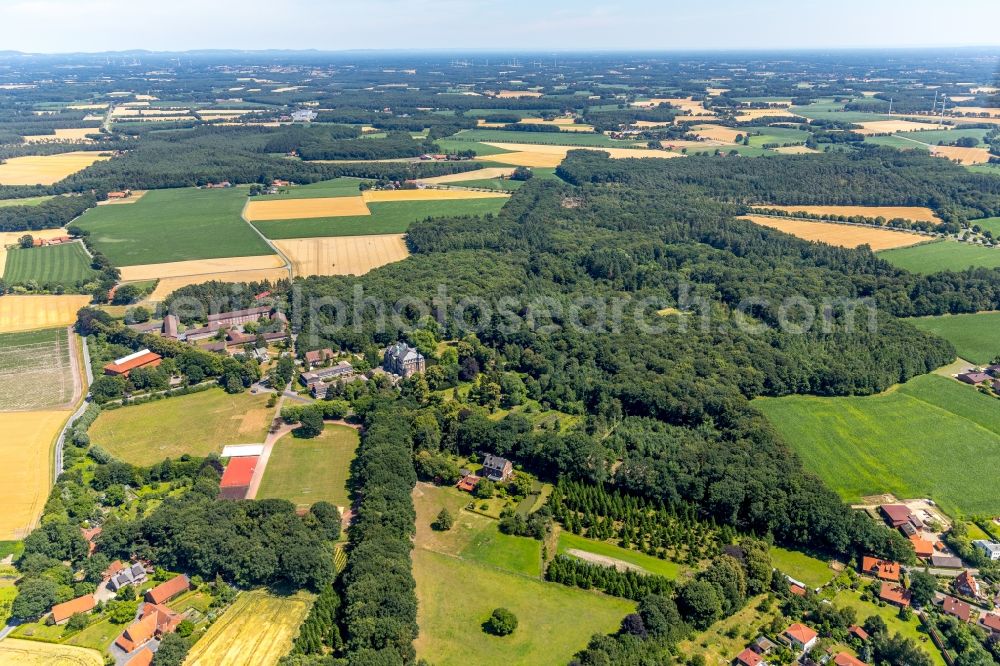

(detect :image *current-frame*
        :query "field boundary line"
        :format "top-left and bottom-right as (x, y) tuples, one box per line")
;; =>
(240, 197), (293, 278)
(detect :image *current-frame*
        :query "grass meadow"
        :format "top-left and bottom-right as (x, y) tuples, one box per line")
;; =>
(745, 126), (810, 146)
(90, 388), (273, 465)
(252, 198), (508, 239)
(908, 312), (1000, 365)
(77, 187), (273, 266)
(258, 424), (359, 509)
(755, 374), (1000, 515)
(3, 242), (97, 286)
(973, 217), (1000, 236)
(878, 240), (1000, 273)
(769, 546), (836, 589)
(557, 531), (682, 579)
(412, 483), (633, 665)
(895, 128), (990, 145)
(0, 195), (55, 207)
(255, 177), (365, 200)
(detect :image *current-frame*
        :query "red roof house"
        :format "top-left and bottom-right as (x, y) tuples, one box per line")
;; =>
(103, 559), (125, 580)
(145, 574), (190, 605)
(115, 613), (158, 652)
(789, 583), (807, 597)
(51, 594), (96, 624)
(955, 570), (981, 598)
(81, 525), (102, 555)
(783, 623), (818, 651)
(457, 474), (480, 492)
(849, 625), (870, 642)
(125, 647), (154, 666)
(735, 647), (763, 666)
(879, 582), (911, 607)
(980, 613), (1000, 634)
(861, 556), (900, 581)
(834, 652), (867, 666)
(941, 596), (972, 622)
(909, 535), (935, 559)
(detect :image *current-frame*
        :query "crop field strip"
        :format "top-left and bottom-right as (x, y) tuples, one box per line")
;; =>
(0, 327), (75, 410)
(908, 311), (1000, 365)
(274, 234), (409, 276)
(0, 151), (110, 186)
(0, 294), (92, 333)
(878, 240), (1000, 273)
(741, 215), (928, 250)
(2, 241), (98, 286)
(752, 204), (939, 223)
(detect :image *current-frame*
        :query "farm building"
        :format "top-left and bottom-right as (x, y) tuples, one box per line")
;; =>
(218, 456), (259, 500)
(957, 371), (991, 385)
(145, 574), (190, 605)
(931, 553), (963, 568)
(879, 582), (911, 608)
(955, 570), (981, 598)
(480, 453), (514, 482)
(781, 623), (818, 653)
(974, 540), (1000, 560)
(50, 594), (96, 624)
(909, 535), (935, 558)
(103, 349), (161, 377)
(163, 314), (179, 338)
(383, 342), (425, 377)
(861, 556), (900, 581)
(941, 596), (972, 622)
(880, 504), (912, 527)
(115, 613), (158, 653)
(125, 646), (154, 666)
(750, 636), (777, 655)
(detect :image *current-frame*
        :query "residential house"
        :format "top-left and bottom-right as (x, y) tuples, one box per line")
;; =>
(973, 540), (1000, 561)
(861, 556), (901, 582)
(142, 602), (184, 635)
(986, 365), (1000, 378)
(909, 535), (935, 559)
(834, 653), (866, 666)
(957, 371), (991, 385)
(125, 646), (154, 666)
(931, 553), (963, 569)
(383, 342), (426, 378)
(301, 361), (354, 385)
(109, 562), (148, 592)
(782, 623), (818, 653)
(880, 504), (912, 528)
(480, 454), (514, 482)
(979, 613), (1000, 635)
(51, 594), (96, 624)
(735, 648), (763, 666)
(251, 347), (269, 363)
(104, 349), (162, 377)
(80, 525), (101, 555)
(457, 474), (480, 493)
(304, 348), (336, 368)
(116, 613), (158, 653)
(145, 574), (190, 605)
(102, 560), (125, 581)
(955, 570), (981, 599)
(941, 596), (972, 623)
(879, 582), (911, 608)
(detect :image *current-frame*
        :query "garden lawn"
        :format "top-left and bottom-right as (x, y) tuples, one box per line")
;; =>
(908, 311), (1000, 365)
(413, 549), (633, 666)
(878, 240), (1000, 274)
(251, 198), (508, 239)
(831, 588), (945, 666)
(769, 546), (836, 589)
(557, 531), (682, 579)
(755, 374), (1000, 515)
(3, 242), (97, 286)
(89, 388), (273, 466)
(76, 187), (273, 266)
(257, 424), (359, 509)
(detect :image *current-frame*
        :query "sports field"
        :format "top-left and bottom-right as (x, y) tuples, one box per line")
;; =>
(756, 374), (1000, 515)
(274, 234), (408, 276)
(0, 151), (110, 186)
(258, 424), (359, 509)
(89, 388), (273, 465)
(878, 240), (1000, 273)
(77, 187), (274, 266)
(753, 205), (939, 223)
(252, 198), (509, 239)
(0, 410), (70, 539)
(908, 312), (1000, 365)
(0, 638), (102, 666)
(0, 294), (92, 333)
(3, 242), (97, 286)
(185, 589), (314, 666)
(0, 328), (76, 410)
(742, 216), (927, 250)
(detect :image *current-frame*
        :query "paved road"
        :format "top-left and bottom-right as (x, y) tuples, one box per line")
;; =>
(244, 384), (294, 500)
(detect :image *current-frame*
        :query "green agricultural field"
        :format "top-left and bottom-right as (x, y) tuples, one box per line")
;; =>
(966, 163), (1000, 176)
(745, 126), (810, 146)
(972, 217), (1000, 236)
(557, 531), (682, 579)
(864, 135), (931, 151)
(832, 588), (945, 666)
(0, 327), (75, 410)
(90, 388), (273, 465)
(895, 128), (989, 145)
(0, 195), (55, 207)
(413, 549), (633, 666)
(254, 177), (365, 200)
(756, 374), (1000, 515)
(252, 198), (509, 239)
(432, 139), (516, 156)
(688, 143), (773, 157)
(258, 424), (359, 509)
(908, 312), (1000, 365)
(789, 101), (887, 123)
(448, 128), (642, 147)
(77, 187), (273, 266)
(769, 546), (836, 589)
(3, 242), (97, 287)
(879, 240), (1000, 274)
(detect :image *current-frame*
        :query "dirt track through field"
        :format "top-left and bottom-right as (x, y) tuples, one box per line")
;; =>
(742, 215), (928, 250)
(274, 234), (410, 276)
(566, 549), (645, 573)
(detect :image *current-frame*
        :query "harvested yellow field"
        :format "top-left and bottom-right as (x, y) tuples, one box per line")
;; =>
(244, 197), (371, 221)
(855, 119), (947, 135)
(275, 234), (409, 277)
(496, 90), (542, 98)
(520, 118), (594, 132)
(95, 190), (148, 205)
(66, 103), (108, 110)
(706, 87), (730, 96)
(734, 108), (802, 122)
(772, 145), (820, 154)
(0, 151), (110, 186)
(147, 268), (289, 302)
(479, 142), (683, 167)
(742, 215), (928, 250)
(476, 151), (564, 168)
(674, 114), (720, 124)
(754, 205), (939, 223)
(361, 189), (510, 202)
(632, 120), (673, 129)
(633, 97), (709, 115)
(939, 116), (1000, 126)
(476, 121), (507, 128)
(0, 295), (92, 333)
(185, 590), (314, 666)
(931, 145), (992, 165)
(119, 254), (286, 281)
(134, 94), (158, 101)
(0, 638), (102, 666)
(112, 107), (189, 117)
(22, 127), (100, 143)
(417, 167), (516, 184)
(691, 124), (743, 143)
(660, 139), (725, 150)
(0, 410), (70, 539)
(950, 107), (1000, 118)
(0, 228), (70, 273)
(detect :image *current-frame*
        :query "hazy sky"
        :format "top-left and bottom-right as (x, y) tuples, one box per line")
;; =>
(3, 0), (999, 53)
